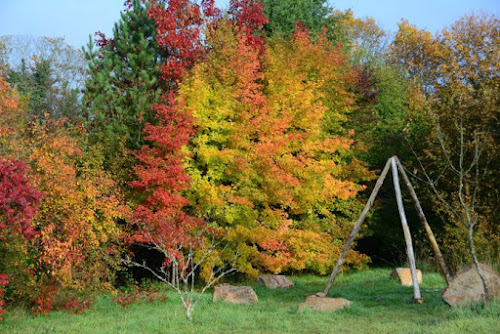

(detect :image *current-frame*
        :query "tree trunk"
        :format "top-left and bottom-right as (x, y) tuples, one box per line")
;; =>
(186, 306), (193, 321)
(468, 224), (491, 307)
(319, 158), (392, 297)
(394, 156), (451, 285)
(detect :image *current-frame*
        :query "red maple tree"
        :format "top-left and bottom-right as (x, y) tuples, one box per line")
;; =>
(130, 0), (220, 251)
(0, 159), (42, 238)
(0, 159), (42, 321)
(229, 0), (269, 52)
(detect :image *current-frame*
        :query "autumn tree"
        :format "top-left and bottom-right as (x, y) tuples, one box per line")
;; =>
(180, 17), (371, 275)
(389, 14), (500, 282)
(128, 0), (221, 282)
(0, 74), (127, 314)
(25, 120), (128, 313)
(229, 0), (269, 50)
(1, 119), (127, 314)
(0, 159), (41, 237)
(0, 159), (42, 321)
(0, 75), (40, 320)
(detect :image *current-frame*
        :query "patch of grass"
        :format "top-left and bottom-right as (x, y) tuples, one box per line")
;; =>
(1, 268), (498, 333)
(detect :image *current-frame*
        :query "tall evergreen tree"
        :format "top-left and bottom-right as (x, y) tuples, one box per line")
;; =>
(83, 0), (165, 179)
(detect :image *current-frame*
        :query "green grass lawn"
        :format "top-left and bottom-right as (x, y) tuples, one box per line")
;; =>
(1, 268), (498, 334)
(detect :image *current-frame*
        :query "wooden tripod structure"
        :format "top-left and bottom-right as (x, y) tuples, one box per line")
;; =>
(318, 156), (452, 302)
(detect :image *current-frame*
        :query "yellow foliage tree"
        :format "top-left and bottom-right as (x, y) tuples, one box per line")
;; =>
(180, 21), (371, 275)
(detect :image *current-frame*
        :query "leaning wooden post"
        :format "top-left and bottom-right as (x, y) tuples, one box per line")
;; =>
(319, 158), (392, 297)
(391, 156), (422, 302)
(394, 156), (451, 285)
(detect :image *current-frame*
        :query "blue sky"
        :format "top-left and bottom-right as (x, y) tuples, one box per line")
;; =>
(0, 0), (498, 48)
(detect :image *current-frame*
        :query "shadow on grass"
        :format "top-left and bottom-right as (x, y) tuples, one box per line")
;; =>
(245, 268), (449, 317)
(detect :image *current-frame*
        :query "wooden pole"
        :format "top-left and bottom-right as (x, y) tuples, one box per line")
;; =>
(391, 157), (422, 301)
(319, 158), (392, 297)
(394, 156), (451, 285)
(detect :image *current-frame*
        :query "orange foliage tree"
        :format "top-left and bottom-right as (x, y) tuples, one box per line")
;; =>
(24, 121), (127, 313)
(0, 74), (128, 315)
(0, 75), (43, 320)
(0, 159), (42, 321)
(181, 20), (371, 275)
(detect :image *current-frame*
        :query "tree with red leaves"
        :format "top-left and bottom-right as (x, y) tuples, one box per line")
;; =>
(229, 0), (269, 52)
(127, 2), (239, 320)
(129, 0), (219, 261)
(0, 273), (7, 321)
(0, 159), (42, 239)
(0, 159), (42, 321)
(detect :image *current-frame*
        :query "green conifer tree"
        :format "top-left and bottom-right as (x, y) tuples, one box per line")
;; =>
(83, 0), (165, 180)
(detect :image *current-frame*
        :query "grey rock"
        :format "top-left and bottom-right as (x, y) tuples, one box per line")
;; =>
(257, 275), (294, 289)
(298, 296), (352, 313)
(442, 263), (500, 306)
(213, 284), (258, 304)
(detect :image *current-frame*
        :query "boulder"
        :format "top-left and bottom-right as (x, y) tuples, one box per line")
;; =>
(298, 296), (352, 313)
(390, 268), (422, 286)
(442, 263), (500, 307)
(213, 284), (258, 304)
(257, 275), (294, 289)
